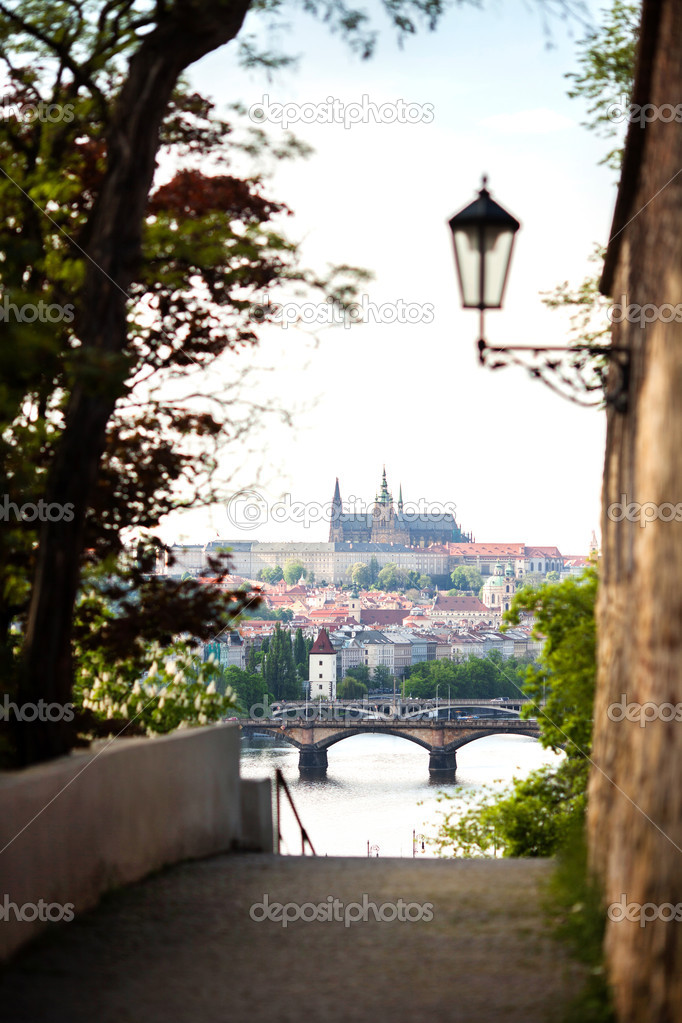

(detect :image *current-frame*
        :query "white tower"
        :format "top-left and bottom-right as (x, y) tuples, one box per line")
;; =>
(308, 629), (337, 700)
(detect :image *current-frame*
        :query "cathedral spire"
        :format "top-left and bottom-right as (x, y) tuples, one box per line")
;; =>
(398, 483), (403, 512)
(329, 477), (343, 542)
(379, 465), (390, 504)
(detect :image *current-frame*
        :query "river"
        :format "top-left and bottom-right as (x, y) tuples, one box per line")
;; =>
(240, 732), (563, 857)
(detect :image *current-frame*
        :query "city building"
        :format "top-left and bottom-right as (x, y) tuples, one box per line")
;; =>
(447, 542), (564, 577)
(481, 561), (517, 613)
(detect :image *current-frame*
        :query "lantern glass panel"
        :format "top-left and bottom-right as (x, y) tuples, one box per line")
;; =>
(452, 223), (515, 309)
(452, 225), (481, 308)
(482, 225), (516, 308)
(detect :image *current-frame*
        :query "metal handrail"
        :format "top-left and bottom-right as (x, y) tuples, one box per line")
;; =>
(275, 768), (316, 856)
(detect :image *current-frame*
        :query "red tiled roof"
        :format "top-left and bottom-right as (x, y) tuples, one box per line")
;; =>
(448, 543), (526, 557)
(359, 609), (409, 626)
(310, 628), (336, 655)
(447, 542), (563, 559)
(432, 594), (489, 612)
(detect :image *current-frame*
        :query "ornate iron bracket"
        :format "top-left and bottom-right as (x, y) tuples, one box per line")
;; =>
(477, 338), (631, 412)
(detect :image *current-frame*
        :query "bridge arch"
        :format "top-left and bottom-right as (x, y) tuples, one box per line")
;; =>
(443, 726), (541, 752)
(313, 728), (433, 754)
(241, 726), (304, 750)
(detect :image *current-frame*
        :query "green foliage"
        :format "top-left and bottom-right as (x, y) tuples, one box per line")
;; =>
(404, 652), (531, 700)
(376, 563), (408, 591)
(293, 627), (307, 671)
(434, 568), (597, 858)
(540, 2), (639, 368)
(541, 244), (612, 350)
(371, 664), (394, 688)
(506, 565), (598, 759)
(345, 664), (371, 685)
(433, 763), (586, 858)
(337, 677), (368, 699)
(283, 560), (306, 585)
(350, 562), (371, 588)
(450, 565), (483, 592)
(263, 623), (299, 699)
(246, 644), (261, 673)
(220, 665), (272, 713)
(258, 566), (284, 583)
(565, 0), (640, 169)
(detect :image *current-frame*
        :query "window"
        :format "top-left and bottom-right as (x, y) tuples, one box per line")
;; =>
(319, 674), (323, 679)
(319, 660), (323, 665)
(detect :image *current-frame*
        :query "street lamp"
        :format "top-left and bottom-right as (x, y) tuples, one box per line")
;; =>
(435, 684), (440, 719)
(448, 174), (520, 339)
(447, 176), (630, 411)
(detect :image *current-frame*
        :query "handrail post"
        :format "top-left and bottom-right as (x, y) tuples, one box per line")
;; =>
(274, 768), (316, 856)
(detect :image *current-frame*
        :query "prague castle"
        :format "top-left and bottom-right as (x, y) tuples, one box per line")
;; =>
(328, 469), (471, 547)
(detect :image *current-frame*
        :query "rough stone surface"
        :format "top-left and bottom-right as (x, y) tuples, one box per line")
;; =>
(0, 854), (584, 1023)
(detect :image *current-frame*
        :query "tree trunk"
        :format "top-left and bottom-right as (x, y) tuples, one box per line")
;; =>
(589, 1), (682, 1018)
(19, 1), (252, 763)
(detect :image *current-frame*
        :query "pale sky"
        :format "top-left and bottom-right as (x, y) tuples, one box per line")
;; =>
(158, 0), (618, 556)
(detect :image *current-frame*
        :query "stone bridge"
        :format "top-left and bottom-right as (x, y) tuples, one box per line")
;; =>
(240, 717), (541, 775)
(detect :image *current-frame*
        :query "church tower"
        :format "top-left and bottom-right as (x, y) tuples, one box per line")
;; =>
(370, 468), (410, 544)
(371, 466), (393, 542)
(329, 477), (344, 542)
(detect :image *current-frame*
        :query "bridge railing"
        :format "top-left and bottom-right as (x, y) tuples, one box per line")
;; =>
(243, 717), (539, 730)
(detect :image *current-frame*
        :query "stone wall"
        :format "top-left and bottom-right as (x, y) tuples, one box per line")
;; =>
(0, 723), (271, 961)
